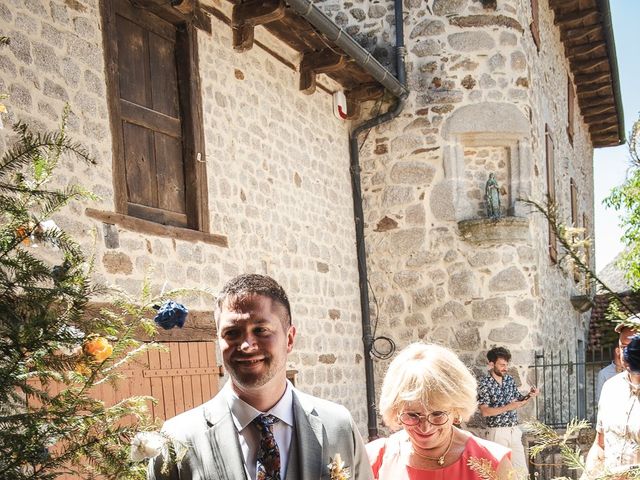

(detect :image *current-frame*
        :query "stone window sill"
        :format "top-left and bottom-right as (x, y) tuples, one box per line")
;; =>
(458, 217), (529, 244)
(85, 208), (228, 248)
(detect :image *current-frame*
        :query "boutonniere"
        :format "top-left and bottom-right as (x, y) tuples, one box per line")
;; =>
(328, 453), (351, 480)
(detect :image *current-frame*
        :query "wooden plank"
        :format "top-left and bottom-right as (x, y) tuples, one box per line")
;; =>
(188, 342), (204, 407)
(299, 49), (347, 94)
(199, 342), (212, 401)
(566, 41), (605, 59)
(554, 7), (599, 26)
(147, 348), (164, 420)
(102, 0), (129, 215)
(149, 30), (179, 118)
(571, 55), (610, 72)
(159, 347), (176, 419)
(130, 352), (153, 418)
(85, 208), (228, 247)
(127, 202), (188, 228)
(176, 25), (210, 233)
(179, 343), (194, 411)
(170, 343), (185, 415)
(206, 342), (220, 395)
(155, 132), (187, 215)
(116, 14), (150, 108)
(120, 100), (182, 137)
(122, 122), (158, 208)
(561, 24), (601, 42)
(143, 367), (218, 377)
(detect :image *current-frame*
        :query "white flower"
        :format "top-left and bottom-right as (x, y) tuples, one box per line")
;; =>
(328, 453), (351, 480)
(130, 431), (166, 462)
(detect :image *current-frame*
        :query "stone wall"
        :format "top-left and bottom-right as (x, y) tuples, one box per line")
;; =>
(0, 0), (370, 430)
(352, 0), (596, 428)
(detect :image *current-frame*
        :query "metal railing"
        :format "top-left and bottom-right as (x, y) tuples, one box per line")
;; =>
(529, 346), (615, 428)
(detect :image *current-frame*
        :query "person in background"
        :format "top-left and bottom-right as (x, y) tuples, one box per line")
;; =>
(149, 273), (372, 480)
(595, 347), (622, 403)
(366, 343), (515, 479)
(477, 346), (539, 472)
(583, 330), (640, 478)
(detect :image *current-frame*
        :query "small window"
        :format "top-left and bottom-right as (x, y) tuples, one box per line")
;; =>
(545, 125), (557, 263)
(567, 75), (575, 144)
(530, 0), (540, 51)
(102, 0), (209, 231)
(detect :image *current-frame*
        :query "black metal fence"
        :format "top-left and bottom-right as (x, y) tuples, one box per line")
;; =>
(530, 346), (615, 428)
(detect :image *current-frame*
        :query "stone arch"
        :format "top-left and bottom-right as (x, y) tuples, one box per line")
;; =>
(441, 102), (532, 220)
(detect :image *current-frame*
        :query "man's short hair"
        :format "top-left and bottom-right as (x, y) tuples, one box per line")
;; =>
(487, 346), (511, 363)
(214, 273), (292, 326)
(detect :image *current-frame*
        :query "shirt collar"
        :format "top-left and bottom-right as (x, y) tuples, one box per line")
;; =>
(225, 380), (295, 431)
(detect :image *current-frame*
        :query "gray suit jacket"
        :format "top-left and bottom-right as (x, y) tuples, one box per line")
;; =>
(148, 387), (373, 480)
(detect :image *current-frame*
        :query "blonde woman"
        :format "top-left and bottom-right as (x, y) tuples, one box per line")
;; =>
(366, 343), (515, 479)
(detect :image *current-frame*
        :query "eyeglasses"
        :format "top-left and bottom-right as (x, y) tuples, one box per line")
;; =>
(398, 411), (450, 427)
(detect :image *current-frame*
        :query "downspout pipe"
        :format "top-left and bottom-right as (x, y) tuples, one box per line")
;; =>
(349, 0), (407, 441)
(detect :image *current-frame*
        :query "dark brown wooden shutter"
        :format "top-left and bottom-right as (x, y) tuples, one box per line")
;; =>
(545, 125), (557, 263)
(115, 2), (188, 227)
(531, 0), (540, 50)
(570, 178), (579, 281)
(567, 75), (575, 143)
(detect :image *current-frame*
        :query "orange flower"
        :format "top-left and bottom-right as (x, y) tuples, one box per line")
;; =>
(75, 362), (91, 376)
(16, 226), (30, 246)
(83, 337), (113, 363)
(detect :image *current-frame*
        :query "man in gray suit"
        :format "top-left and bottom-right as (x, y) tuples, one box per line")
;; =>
(148, 273), (373, 480)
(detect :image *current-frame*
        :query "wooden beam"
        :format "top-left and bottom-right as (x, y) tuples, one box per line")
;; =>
(583, 112), (616, 124)
(299, 49), (347, 94)
(576, 83), (611, 97)
(577, 95), (613, 108)
(561, 24), (600, 42)
(231, 0), (285, 52)
(566, 41), (605, 59)
(589, 123), (618, 134)
(554, 7), (599, 26)
(549, 0), (578, 9)
(582, 104), (615, 117)
(571, 55), (610, 72)
(344, 83), (385, 119)
(574, 71), (610, 85)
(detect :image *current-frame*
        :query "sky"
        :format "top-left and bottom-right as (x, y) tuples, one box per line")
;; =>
(592, 1), (640, 271)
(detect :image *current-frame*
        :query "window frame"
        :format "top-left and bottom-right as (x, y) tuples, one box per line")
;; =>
(545, 125), (557, 263)
(101, 0), (209, 233)
(530, 0), (541, 51)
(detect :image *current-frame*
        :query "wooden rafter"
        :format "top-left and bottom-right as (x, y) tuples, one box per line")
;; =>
(577, 83), (611, 97)
(561, 24), (600, 42)
(344, 83), (385, 119)
(554, 7), (599, 26)
(574, 71), (610, 85)
(232, 0), (285, 52)
(582, 104), (616, 117)
(566, 41), (605, 59)
(571, 55), (610, 72)
(299, 49), (347, 94)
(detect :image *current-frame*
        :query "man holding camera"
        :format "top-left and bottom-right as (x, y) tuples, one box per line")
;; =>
(477, 346), (539, 471)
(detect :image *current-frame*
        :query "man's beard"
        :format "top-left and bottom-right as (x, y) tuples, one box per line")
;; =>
(492, 367), (505, 377)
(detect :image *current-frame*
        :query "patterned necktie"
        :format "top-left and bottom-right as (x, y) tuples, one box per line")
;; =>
(253, 414), (281, 480)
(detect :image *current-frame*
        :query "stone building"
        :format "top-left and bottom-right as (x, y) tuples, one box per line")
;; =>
(0, 0), (623, 439)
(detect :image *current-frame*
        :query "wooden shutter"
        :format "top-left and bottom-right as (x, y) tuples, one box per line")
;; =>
(545, 125), (557, 263)
(530, 0), (540, 50)
(567, 75), (575, 143)
(583, 213), (591, 286)
(570, 179), (579, 281)
(116, 5), (187, 227)
(103, 0), (209, 232)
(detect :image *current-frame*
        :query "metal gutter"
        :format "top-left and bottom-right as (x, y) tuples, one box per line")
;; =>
(284, 0), (409, 99)
(599, 0), (625, 145)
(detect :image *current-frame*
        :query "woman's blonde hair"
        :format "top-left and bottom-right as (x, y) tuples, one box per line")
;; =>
(379, 342), (478, 430)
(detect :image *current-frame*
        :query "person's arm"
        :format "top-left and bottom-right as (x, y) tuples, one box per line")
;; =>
(478, 398), (529, 417)
(495, 455), (516, 480)
(350, 415), (375, 480)
(580, 432), (605, 480)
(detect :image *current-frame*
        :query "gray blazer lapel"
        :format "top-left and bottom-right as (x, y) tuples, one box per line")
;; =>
(292, 390), (324, 480)
(203, 393), (248, 480)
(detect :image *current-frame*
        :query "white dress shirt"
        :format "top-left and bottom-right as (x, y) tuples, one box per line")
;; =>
(225, 381), (294, 480)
